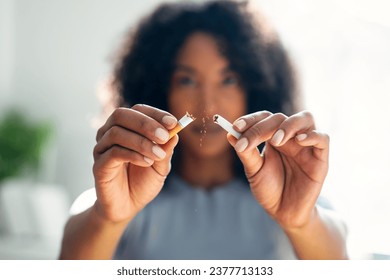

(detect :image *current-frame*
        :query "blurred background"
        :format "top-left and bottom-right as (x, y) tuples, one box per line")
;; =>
(0, 0), (389, 259)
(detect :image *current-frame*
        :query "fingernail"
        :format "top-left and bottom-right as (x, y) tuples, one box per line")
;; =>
(144, 156), (154, 165)
(233, 119), (246, 131)
(235, 137), (248, 152)
(296, 133), (307, 141)
(155, 127), (169, 142)
(271, 129), (285, 146)
(162, 115), (177, 126)
(152, 145), (166, 159)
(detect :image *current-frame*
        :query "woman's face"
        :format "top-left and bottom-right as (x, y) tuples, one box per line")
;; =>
(168, 32), (246, 159)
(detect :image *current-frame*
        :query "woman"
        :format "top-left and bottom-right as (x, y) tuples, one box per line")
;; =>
(60, 0), (347, 259)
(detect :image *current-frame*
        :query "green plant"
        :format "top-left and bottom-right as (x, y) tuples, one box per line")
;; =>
(0, 109), (53, 184)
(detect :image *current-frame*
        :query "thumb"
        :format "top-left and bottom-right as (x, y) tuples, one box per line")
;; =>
(227, 134), (264, 179)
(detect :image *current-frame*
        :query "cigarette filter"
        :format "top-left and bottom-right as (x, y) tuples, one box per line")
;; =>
(168, 113), (196, 139)
(213, 114), (241, 139)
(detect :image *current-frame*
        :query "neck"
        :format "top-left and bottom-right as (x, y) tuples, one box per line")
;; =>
(177, 149), (235, 189)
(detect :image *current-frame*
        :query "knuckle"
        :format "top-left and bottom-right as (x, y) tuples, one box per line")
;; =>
(260, 110), (272, 117)
(252, 125), (263, 136)
(111, 108), (123, 123)
(247, 124), (263, 140)
(271, 113), (288, 129)
(323, 133), (330, 143)
(137, 137), (151, 153)
(107, 126), (120, 140)
(93, 145), (100, 157)
(274, 112), (287, 121)
(132, 104), (145, 111)
(247, 110), (272, 122)
(302, 110), (314, 121)
(138, 117), (149, 130)
(96, 128), (103, 142)
(108, 145), (121, 158)
(247, 114), (256, 123)
(92, 162), (99, 176)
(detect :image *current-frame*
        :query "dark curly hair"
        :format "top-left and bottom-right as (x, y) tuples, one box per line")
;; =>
(111, 0), (300, 182)
(113, 0), (299, 113)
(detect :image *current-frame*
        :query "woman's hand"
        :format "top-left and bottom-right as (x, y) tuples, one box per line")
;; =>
(92, 104), (179, 223)
(228, 111), (329, 230)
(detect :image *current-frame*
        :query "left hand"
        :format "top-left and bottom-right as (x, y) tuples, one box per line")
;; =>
(227, 110), (329, 230)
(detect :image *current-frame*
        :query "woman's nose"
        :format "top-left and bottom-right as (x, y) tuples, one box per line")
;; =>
(198, 84), (217, 115)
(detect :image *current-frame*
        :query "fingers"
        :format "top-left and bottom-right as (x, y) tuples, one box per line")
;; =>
(93, 145), (154, 173)
(94, 104), (181, 176)
(93, 134), (179, 179)
(96, 105), (177, 144)
(227, 134), (264, 178)
(269, 111), (316, 147)
(152, 134), (179, 177)
(93, 125), (167, 162)
(295, 130), (330, 161)
(233, 112), (288, 152)
(232, 111), (272, 131)
(229, 110), (327, 180)
(232, 110), (316, 153)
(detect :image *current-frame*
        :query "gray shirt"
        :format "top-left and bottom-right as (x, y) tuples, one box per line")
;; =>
(114, 175), (313, 260)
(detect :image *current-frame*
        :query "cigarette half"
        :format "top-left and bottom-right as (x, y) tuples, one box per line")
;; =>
(213, 114), (241, 139)
(168, 112), (196, 139)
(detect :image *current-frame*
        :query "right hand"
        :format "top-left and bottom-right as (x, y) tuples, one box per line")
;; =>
(92, 104), (179, 223)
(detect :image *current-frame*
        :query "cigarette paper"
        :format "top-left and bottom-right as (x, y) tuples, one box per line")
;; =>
(213, 114), (241, 139)
(168, 112), (196, 139)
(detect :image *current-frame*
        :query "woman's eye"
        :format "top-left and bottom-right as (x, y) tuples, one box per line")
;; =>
(178, 77), (196, 87)
(222, 76), (238, 85)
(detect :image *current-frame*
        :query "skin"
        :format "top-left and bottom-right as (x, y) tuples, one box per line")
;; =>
(168, 33), (246, 187)
(59, 32), (347, 260)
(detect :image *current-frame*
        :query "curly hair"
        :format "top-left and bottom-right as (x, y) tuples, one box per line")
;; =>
(111, 0), (300, 182)
(113, 0), (299, 115)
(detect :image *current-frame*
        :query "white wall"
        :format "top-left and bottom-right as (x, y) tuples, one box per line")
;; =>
(0, 0), (15, 112)
(5, 0), (173, 199)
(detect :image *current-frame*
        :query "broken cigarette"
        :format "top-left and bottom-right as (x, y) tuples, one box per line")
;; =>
(168, 112), (196, 139)
(213, 114), (241, 139)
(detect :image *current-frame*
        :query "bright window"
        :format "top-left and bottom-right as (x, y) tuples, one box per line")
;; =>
(254, 0), (390, 258)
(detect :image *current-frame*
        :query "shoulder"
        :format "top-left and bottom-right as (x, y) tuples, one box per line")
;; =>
(69, 188), (96, 215)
